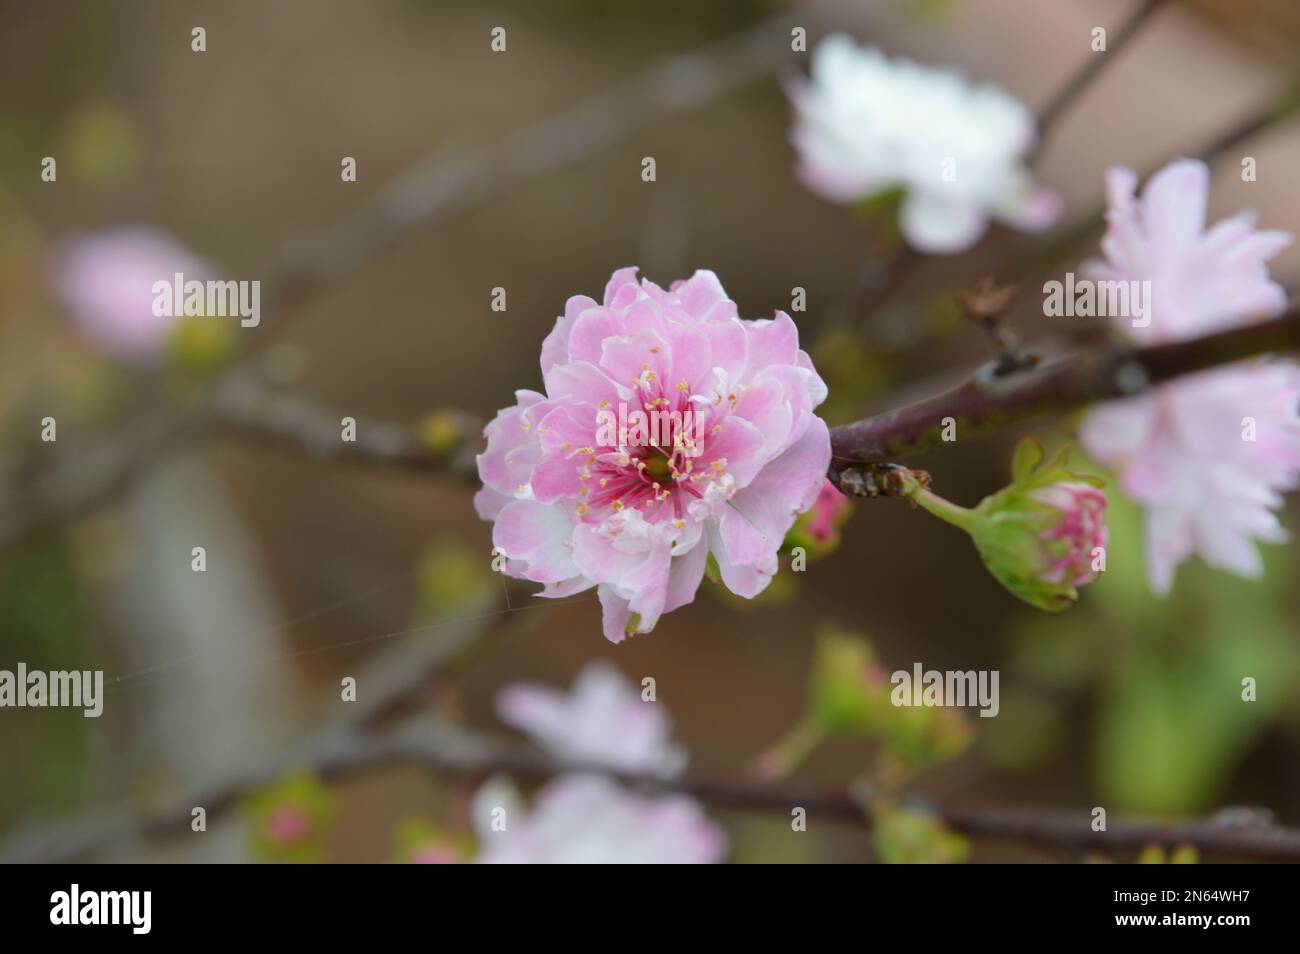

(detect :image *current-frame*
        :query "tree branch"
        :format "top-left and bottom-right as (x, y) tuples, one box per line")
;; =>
(208, 376), (481, 480)
(7, 712), (1298, 862)
(98, 305), (1300, 496)
(829, 304), (1300, 485)
(1028, 0), (1168, 160)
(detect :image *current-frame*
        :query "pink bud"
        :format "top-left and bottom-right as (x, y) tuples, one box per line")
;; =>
(1029, 482), (1108, 588)
(263, 806), (313, 845)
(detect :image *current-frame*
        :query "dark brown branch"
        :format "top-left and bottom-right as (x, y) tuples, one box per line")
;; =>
(222, 304), (1300, 488)
(829, 305), (1300, 481)
(7, 714), (1298, 862)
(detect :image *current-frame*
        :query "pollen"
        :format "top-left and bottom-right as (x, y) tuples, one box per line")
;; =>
(576, 502), (589, 516)
(612, 499), (624, 511)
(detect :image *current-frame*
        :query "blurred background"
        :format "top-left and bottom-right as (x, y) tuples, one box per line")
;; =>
(2, 0), (1299, 863)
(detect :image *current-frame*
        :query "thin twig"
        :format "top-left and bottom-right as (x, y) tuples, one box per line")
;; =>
(1028, 0), (1168, 163)
(258, 11), (811, 337)
(209, 376), (482, 480)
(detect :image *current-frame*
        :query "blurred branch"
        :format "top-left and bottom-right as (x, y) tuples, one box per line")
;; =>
(829, 303), (1300, 487)
(0, 598), (521, 864)
(260, 10), (812, 333)
(209, 377), (482, 480)
(1027, 0), (1167, 161)
(1010, 77), (1300, 285)
(0, 12), (809, 551)
(8, 711), (1300, 862)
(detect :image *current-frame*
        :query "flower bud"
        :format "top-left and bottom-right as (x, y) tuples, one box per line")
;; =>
(967, 440), (1108, 611)
(808, 628), (892, 733)
(786, 478), (852, 556)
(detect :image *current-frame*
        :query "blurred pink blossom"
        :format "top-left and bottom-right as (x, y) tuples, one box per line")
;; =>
(472, 774), (725, 864)
(50, 225), (212, 363)
(410, 845), (461, 864)
(475, 268), (831, 642)
(1079, 159), (1300, 593)
(785, 34), (1060, 254)
(263, 806), (312, 845)
(497, 661), (687, 778)
(804, 478), (850, 545)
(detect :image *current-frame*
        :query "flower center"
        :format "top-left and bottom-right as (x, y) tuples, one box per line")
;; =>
(641, 450), (673, 483)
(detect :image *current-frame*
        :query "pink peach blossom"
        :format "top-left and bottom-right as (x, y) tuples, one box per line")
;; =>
(50, 226), (213, 363)
(472, 774), (726, 864)
(476, 268), (831, 642)
(497, 661), (687, 778)
(1079, 159), (1300, 593)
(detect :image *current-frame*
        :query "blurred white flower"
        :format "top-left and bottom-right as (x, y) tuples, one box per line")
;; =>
(786, 33), (1060, 254)
(472, 774), (726, 864)
(50, 225), (212, 363)
(497, 661), (687, 778)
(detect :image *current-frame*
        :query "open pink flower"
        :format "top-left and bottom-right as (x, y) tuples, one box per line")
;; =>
(50, 226), (212, 363)
(1079, 159), (1300, 593)
(476, 268), (831, 642)
(497, 662), (686, 778)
